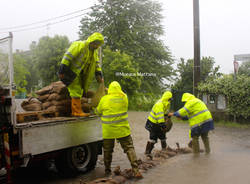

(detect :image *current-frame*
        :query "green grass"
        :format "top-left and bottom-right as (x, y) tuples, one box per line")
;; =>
(215, 120), (250, 128)
(171, 117), (250, 129)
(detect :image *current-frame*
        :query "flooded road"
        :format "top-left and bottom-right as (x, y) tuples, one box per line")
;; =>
(13, 111), (250, 184)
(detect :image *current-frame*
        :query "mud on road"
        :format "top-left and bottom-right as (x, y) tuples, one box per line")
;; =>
(13, 111), (250, 184)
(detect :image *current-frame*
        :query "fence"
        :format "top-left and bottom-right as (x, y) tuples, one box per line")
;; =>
(0, 32), (13, 89)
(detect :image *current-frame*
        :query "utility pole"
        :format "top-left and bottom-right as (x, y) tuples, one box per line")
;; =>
(193, 0), (201, 96)
(46, 23), (50, 36)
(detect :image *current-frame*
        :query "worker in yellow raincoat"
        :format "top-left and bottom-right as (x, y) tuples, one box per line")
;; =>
(95, 81), (143, 179)
(58, 32), (104, 117)
(145, 91), (173, 158)
(168, 93), (214, 154)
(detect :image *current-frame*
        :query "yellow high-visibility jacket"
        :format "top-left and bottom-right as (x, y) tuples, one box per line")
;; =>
(95, 81), (131, 139)
(148, 91), (172, 124)
(61, 32), (104, 92)
(177, 93), (213, 129)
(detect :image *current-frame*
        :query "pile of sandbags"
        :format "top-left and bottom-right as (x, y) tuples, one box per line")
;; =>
(21, 81), (106, 116)
(21, 81), (71, 115)
(35, 81), (71, 114)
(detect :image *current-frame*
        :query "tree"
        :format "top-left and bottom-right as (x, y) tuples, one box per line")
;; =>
(13, 54), (30, 94)
(173, 57), (222, 92)
(79, 0), (174, 94)
(14, 47), (40, 94)
(102, 47), (141, 95)
(32, 35), (70, 86)
(238, 60), (250, 76)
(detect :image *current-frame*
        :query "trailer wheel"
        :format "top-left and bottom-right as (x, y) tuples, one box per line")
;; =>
(55, 143), (98, 176)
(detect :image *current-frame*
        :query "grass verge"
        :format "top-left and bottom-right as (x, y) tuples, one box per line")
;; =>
(171, 117), (250, 129)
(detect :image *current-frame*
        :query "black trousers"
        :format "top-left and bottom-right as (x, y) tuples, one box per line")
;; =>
(145, 120), (166, 142)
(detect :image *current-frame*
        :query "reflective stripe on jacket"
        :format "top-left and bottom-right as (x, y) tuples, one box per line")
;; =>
(95, 81), (131, 139)
(148, 91), (172, 124)
(61, 32), (104, 92)
(148, 100), (166, 124)
(178, 93), (213, 129)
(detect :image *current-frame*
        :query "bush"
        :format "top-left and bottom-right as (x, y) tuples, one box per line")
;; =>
(198, 74), (250, 120)
(128, 93), (160, 111)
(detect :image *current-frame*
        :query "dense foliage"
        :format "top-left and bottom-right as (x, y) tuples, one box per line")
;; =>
(128, 92), (160, 111)
(13, 54), (30, 94)
(31, 35), (70, 86)
(79, 0), (174, 94)
(102, 48), (141, 96)
(198, 74), (250, 119)
(238, 60), (250, 76)
(11, 36), (70, 95)
(14, 48), (39, 95)
(173, 57), (222, 92)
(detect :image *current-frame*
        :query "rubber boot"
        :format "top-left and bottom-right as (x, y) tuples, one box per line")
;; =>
(192, 136), (200, 154)
(188, 140), (193, 148)
(161, 140), (167, 151)
(71, 98), (90, 117)
(126, 149), (143, 179)
(144, 141), (154, 159)
(201, 133), (210, 154)
(104, 151), (112, 176)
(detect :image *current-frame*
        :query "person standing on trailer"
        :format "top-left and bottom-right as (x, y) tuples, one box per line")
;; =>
(58, 32), (104, 117)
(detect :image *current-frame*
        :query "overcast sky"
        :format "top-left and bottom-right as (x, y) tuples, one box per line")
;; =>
(0, 0), (249, 74)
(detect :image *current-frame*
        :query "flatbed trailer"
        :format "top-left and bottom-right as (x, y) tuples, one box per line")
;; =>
(0, 33), (103, 183)
(0, 99), (103, 184)
(16, 116), (102, 157)
(1, 107), (103, 180)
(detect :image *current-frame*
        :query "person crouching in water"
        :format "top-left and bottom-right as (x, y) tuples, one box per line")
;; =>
(145, 91), (173, 158)
(168, 93), (214, 154)
(95, 81), (143, 179)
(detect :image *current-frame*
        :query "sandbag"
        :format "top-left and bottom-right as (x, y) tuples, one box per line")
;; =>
(51, 81), (68, 94)
(38, 94), (50, 102)
(21, 97), (41, 106)
(48, 93), (69, 101)
(82, 103), (92, 113)
(164, 117), (173, 132)
(84, 90), (95, 98)
(91, 82), (106, 107)
(21, 97), (42, 111)
(35, 85), (53, 95)
(51, 99), (71, 106)
(21, 103), (42, 111)
(81, 97), (88, 104)
(42, 101), (52, 110)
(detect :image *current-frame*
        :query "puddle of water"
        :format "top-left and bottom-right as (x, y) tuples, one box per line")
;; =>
(136, 135), (250, 184)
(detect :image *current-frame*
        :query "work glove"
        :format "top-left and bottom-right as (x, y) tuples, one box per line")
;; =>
(59, 73), (64, 80)
(58, 64), (76, 86)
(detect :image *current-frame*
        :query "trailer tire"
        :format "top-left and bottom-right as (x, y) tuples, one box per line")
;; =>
(55, 143), (98, 177)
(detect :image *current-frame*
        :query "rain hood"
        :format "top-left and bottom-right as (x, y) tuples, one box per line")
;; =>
(161, 91), (172, 106)
(181, 93), (195, 102)
(108, 81), (125, 96)
(86, 32), (104, 45)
